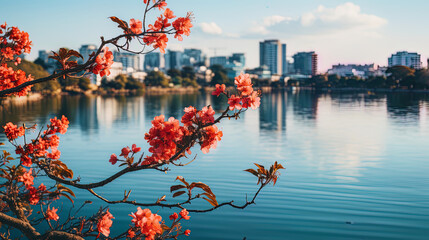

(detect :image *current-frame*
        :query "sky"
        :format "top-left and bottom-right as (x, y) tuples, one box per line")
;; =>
(2, 0), (429, 71)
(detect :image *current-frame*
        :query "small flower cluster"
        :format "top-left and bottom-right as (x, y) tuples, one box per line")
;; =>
(129, 207), (163, 240)
(17, 168), (47, 205)
(125, 1), (192, 53)
(3, 122), (25, 141)
(46, 206), (59, 221)
(109, 144), (141, 165)
(6, 116), (69, 167)
(97, 209), (114, 237)
(91, 47), (114, 77)
(0, 22), (33, 96)
(0, 23), (32, 61)
(169, 209), (191, 236)
(212, 73), (261, 111)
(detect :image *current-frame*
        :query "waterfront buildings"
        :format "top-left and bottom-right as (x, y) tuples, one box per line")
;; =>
(113, 51), (141, 72)
(327, 64), (385, 78)
(259, 40), (287, 75)
(292, 52), (318, 76)
(388, 51), (422, 69)
(144, 52), (165, 71)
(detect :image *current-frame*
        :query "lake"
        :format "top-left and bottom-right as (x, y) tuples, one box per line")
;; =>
(1, 91), (429, 239)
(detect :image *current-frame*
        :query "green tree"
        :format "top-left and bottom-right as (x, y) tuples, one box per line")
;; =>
(145, 70), (170, 87)
(11, 59), (61, 92)
(210, 64), (230, 86)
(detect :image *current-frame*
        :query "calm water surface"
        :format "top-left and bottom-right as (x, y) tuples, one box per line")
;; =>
(1, 91), (429, 239)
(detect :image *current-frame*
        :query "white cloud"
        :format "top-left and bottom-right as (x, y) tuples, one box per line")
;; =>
(245, 2), (387, 37)
(199, 22), (222, 35)
(249, 15), (291, 35)
(300, 2), (387, 29)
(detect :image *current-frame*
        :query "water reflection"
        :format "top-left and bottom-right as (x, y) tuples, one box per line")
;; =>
(1, 91), (429, 239)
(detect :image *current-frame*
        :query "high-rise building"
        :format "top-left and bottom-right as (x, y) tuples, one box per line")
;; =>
(144, 52), (164, 71)
(113, 51), (140, 72)
(79, 44), (97, 62)
(293, 52), (318, 76)
(210, 56), (228, 67)
(38, 50), (50, 63)
(259, 40), (287, 75)
(388, 51), (422, 69)
(183, 48), (203, 66)
(165, 50), (183, 70)
(229, 53), (245, 67)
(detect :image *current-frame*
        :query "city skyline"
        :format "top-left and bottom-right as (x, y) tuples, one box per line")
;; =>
(2, 0), (429, 71)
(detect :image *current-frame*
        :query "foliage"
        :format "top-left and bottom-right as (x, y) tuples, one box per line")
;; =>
(210, 65), (232, 86)
(145, 70), (170, 87)
(11, 59), (61, 92)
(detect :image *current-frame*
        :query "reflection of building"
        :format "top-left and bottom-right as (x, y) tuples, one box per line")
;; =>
(144, 52), (165, 71)
(259, 91), (287, 131)
(293, 52), (318, 76)
(388, 51), (422, 69)
(259, 39), (287, 75)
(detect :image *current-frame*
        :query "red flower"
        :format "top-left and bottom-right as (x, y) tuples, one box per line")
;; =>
(132, 144), (141, 153)
(97, 210), (114, 237)
(234, 73), (253, 96)
(228, 95), (242, 111)
(46, 206), (59, 221)
(181, 106), (197, 126)
(120, 147), (131, 158)
(92, 47), (114, 77)
(200, 125), (223, 154)
(20, 155), (32, 167)
(157, 1), (167, 10)
(109, 154), (118, 165)
(212, 84), (226, 97)
(198, 106), (215, 125)
(184, 229), (191, 236)
(169, 212), (178, 221)
(172, 13), (193, 41)
(127, 229), (136, 238)
(164, 8), (176, 19)
(242, 91), (261, 110)
(18, 168), (34, 189)
(3, 122), (25, 140)
(130, 207), (162, 240)
(179, 209), (190, 220)
(129, 18), (143, 34)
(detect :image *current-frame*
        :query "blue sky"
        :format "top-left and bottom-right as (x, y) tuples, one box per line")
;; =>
(2, 0), (429, 71)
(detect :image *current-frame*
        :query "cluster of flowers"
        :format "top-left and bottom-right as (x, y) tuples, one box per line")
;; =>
(127, 1), (192, 53)
(3, 116), (69, 206)
(0, 22), (33, 96)
(17, 168), (47, 205)
(109, 105), (222, 166)
(212, 73), (261, 111)
(97, 207), (190, 239)
(3, 116), (69, 167)
(143, 105), (222, 164)
(91, 47), (114, 77)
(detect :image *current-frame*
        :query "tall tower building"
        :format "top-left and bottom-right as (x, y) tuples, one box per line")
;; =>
(259, 40), (287, 75)
(144, 52), (165, 71)
(79, 44), (97, 62)
(113, 51), (141, 72)
(293, 51), (318, 76)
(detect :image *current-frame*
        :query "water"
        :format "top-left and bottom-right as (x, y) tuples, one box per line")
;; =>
(1, 91), (429, 239)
